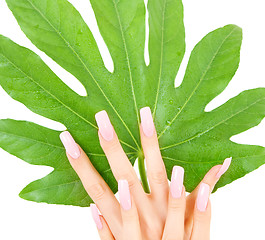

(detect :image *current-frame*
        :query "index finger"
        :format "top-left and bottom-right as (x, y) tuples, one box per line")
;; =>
(185, 157), (231, 237)
(95, 110), (150, 208)
(59, 131), (122, 236)
(188, 157), (231, 201)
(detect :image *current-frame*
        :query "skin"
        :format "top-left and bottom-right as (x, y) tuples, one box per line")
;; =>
(63, 112), (229, 240)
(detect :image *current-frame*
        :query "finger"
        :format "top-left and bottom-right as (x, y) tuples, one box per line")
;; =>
(185, 157), (231, 235)
(60, 131), (122, 235)
(139, 107), (169, 207)
(90, 204), (115, 240)
(162, 166), (186, 240)
(190, 183), (211, 240)
(118, 179), (142, 240)
(190, 157), (232, 198)
(95, 111), (149, 206)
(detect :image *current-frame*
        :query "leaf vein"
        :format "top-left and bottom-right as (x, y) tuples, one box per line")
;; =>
(161, 97), (265, 150)
(112, 0), (140, 150)
(26, 0), (139, 150)
(152, 0), (166, 117)
(158, 27), (237, 139)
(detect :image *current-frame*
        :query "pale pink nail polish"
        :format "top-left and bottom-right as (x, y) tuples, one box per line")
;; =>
(90, 204), (103, 230)
(118, 179), (131, 211)
(216, 157), (232, 178)
(170, 166), (184, 199)
(95, 110), (114, 141)
(196, 183), (210, 212)
(140, 107), (155, 137)
(59, 131), (80, 159)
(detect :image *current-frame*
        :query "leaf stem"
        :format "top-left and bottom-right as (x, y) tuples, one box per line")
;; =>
(138, 150), (150, 193)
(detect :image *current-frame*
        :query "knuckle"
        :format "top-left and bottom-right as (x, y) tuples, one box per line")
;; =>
(150, 170), (168, 185)
(145, 219), (163, 238)
(194, 210), (211, 223)
(163, 235), (182, 240)
(86, 182), (106, 201)
(122, 209), (138, 222)
(169, 198), (185, 211)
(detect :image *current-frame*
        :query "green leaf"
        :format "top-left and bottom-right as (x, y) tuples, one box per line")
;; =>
(147, 0), (185, 111)
(0, 0), (265, 206)
(0, 119), (118, 206)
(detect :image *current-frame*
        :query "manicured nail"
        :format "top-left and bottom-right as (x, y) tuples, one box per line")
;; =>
(170, 166), (184, 199)
(95, 110), (114, 141)
(59, 131), (80, 159)
(90, 204), (103, 230)
(118, 179), (131, 211)
(196, 183), (210, 212)
(140, 107), (155, 137)
(216, 157), (232, 179)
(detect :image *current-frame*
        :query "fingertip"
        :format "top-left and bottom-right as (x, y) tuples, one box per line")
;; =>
(66, 144), (85, 162)
(140, 106), (155, 138)
(118, 179), (132, 211)
(90, 203), (103, 230)
(59, 130), (67, 141)
(207, 164), (223, 175)
(216, 157), (232, 179)
(168, 180), (186, 213)
(195, 196), (211, 219)
(196, 183), (210, 212)
(97, 214), (116, 240)
(95, 110), (114, 142)
(170, 166), (185, 199)
(59, 131), (81, 159)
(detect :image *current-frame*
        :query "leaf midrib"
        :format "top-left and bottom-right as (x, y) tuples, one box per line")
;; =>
(160, 97), (265, 150)
(21, 155), (137, 195)
(158, 27), (237, 139)
(163, 156), (220, 164)
(0, 127), (63, 149)
(112, 0), (140, 143)
(0, 128), (113, 157)
(163, 154), (265, 164)
(0, 52), (98, 129)
(25, 0), (140, 150)
(0, 120), (137, 157)
(152, 0), (166, 117)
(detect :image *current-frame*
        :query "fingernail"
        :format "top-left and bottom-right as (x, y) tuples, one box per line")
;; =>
(118, 179), (131, 211)
(216, 157), (232, 179)
(170, 166), (184, 199)
(140, 107), (155, 137)
(196, 183), (210, 212)
(90, 204), (103, 230)
(95, 110), (114, 141)
(59, 131), (80, 159)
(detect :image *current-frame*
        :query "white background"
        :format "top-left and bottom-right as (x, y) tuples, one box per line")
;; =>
(0, 0), (265, 239)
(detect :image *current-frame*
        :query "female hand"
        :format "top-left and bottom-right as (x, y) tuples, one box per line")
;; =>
(59, 107), (231, 240)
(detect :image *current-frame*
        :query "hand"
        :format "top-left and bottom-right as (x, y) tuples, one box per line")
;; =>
(59, 107), (231, 240)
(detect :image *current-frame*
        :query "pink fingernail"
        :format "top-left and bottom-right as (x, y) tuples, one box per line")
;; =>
(170, 166), (184, 199)
(140, 107), (155, 137)
(216, 157), (232, 179)
(118, 179), (131, 211)
(90, 204), (103, 230)
(95, 110), (114, 141)
(196, 183), (210, 212)
(59, 131), (80, 159)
